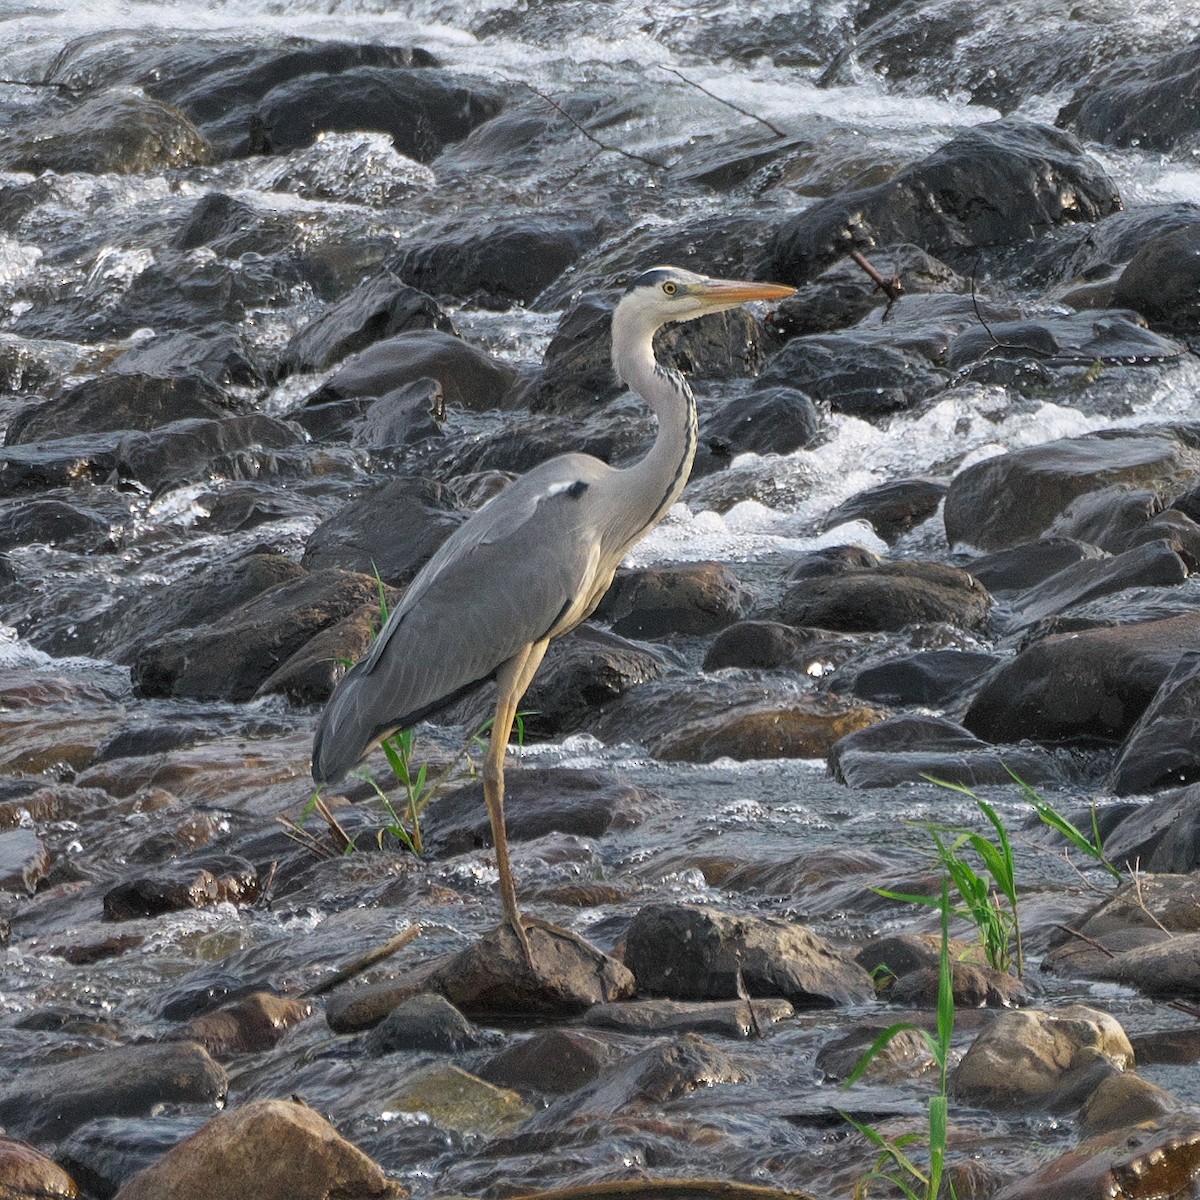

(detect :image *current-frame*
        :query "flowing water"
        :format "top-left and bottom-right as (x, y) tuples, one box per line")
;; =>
(1, 0), (1199, 1194)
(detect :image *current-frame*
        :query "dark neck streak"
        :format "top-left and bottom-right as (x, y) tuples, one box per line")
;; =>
(642, 364), (697, 530)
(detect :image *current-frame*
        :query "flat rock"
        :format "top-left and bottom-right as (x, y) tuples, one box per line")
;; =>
(477, 1028), (620, 1094)
(172, 992), (312, 1058)
(954, 1004), (1133, 1112)
(848, 648), (999, 707)
(579, 997), (794, 1039)
(112, 1098), (401, 1200)
(386, 1063), (531, 1137)
(0, 827), (50, 894)
(103, 855), (259, 919)
(625, 903), (874, 1008)
(0, 1041), (227, 1142)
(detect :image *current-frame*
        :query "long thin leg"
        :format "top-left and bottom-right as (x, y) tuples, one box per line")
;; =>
(484, 640), (548, 964)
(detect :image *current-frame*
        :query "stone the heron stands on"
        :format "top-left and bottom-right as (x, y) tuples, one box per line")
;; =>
(311, 266), (795, 960)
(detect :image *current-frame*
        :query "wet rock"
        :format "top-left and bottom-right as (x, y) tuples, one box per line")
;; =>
(112, 1098), (401, 1200)
(7, 372), (234, 444)
(944, 426), (1200, 553)
(1110, 654), (1200, 794)
(526, 1033), (746, 1128)
(1004, 539), (1190, 632)
(386, 1063), (531, 1137)
(756, 331), (947, 418)
(963, 612), (1200, 744)
(991, 1113), (1200, 1200)
(203, 65), (502, 161)
(0, 89), (210, 175)
(1043, 484), (1163, 553)
(0, 1136), (79, 1198)
(421, 767), (657, 857)
(830, 713), (1068, 789)
(848, 648), (999, 707)
(702, 621), (860, 673)
(298, 329), (518, 414)
(0, 827), (50, 893)
(104, 855), (259, 919)
(594, 562), (753, 639)
(1103, 783), (1200, 871)
(890, 962), (1029, 1009)
(523, 288), (776, 414)
(109, 322), (260, 391)
(954, 1004), (1133, 1112)
(967, 537), (1104, 596)
(256, 602), (382, 705)
(278, 272), (453, 376)
(56, 1115), (205, 1200)
(300, 477), (462, 586)
(777, 559), (991, 633)
(1077, 1072), (1183, 1138)
(1089, 932), (1200, 1000)
(1130, 1026), (1200, 1065)
(580, 997), (794, 1039)
(625, 903), (874, 1008)
(393, 216), (601, 308)
(1059, 41), (1200, 155)
(173, 992), (312, 1058)
(131, 567), (379, 702)
(856, 931), (977, 983)
(822, 479), (948, 543)
(698, 385), (821, 465)
(1113, 223), (1200, 331)
(96, 551), (306, 665)
(349, 379), (446, 450)
(0, 433), (122, 495)
(767, 119), (1119, 285)
(0, 1041), (227, 1141)
(478, 1028), (619, 1094)
(0, 497), (111, 552)
(651, 693), (884, 763)
(816, 1024), (935, 1083)
(363, 992), (484, 1055)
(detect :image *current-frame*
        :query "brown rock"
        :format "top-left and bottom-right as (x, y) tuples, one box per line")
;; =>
(1078, 1072), (1183, 1138)
(579, 997), (794, 1039)
(593, 561), (753, 638)
(889, 961), (1029, 1009)
(173, 992), (312, 1058)
(478, 1028), (619, 1094)
(113, 1098), (402, 1200)
(0, 1136), (79, 1198)
(0, 827), (50, 894)
(816, 1024), (935, 1083)
(103, 855), (259, 919)
(1131, 1026), (1200, 1065)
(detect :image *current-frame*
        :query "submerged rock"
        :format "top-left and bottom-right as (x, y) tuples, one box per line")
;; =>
(112, 1098), (401, 1200)
(385, 1063), (531, 1137)
(363, 992), (485, 1055)
(580, 997), (794, 1039)
(103, 854), (260, 919)
(172, 992), (312, 1058)
(478, 1028), (619, 1094)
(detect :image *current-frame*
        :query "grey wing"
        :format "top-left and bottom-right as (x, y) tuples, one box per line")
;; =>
(311, 462), (606, 784)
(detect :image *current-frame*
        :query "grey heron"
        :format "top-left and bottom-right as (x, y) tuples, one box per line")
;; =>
(311, 266), (795, 959)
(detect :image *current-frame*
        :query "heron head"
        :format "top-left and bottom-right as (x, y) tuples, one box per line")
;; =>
(621, 265), (795, 326)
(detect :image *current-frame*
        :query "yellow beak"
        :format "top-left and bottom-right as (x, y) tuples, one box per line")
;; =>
(694, 278), (796, 305)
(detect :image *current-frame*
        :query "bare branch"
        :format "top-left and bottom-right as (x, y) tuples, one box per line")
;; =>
(850, 249), (904, 315)
(521, 82), (668, 170)
(656, 65), (788, 139)
(303, 924), (422, 997)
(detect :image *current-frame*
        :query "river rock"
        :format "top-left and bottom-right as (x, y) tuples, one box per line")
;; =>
(56, 1115), (206, 1200)
(298, 328), (518, 414)
(477, 1028), (619, 1094)
(103, 854), (260, 919)
(1003, 539), (1189, 632)
(963, 612), (1200, 744)
(0, 1136), (79, 1198)
(593, 561), (753, 639)
(0, 497), (111, 553)
(173, 992), (312, 1058)
(767, 119), (1119, 285)
(755, 331), (947, 418)
(699, 385), (821, 463)
(112, 1098), (401, 1200)
(777, 559), (991, 633)
(255, 601), (383, 704)
(1087, 932), (1200, 1000)
(1131, 1026), (1200, 1065)
(1109, 654), (1200, 794)
(848, 648), (999, 707)
(1102, 783), (1200, 871)
(1043, 484), (1162, 552)
(131, 567), (379, 701)
(968, 537), (1103, 596)
(363, 992), (484, 1055)
(944, 426), (1200, 552)
(525, 1033), (746, 1129)
(1077, 1071), (1183, 1138)
(991, 1113), (1200, 1200)
(300, 477), (463, 586)
(822, 479), (948, 543)
(348, 378), (446, 449)
(387, 1063), (531, 1137)
(0, 827), (50, 893)
(816, 1024), (935, 1083)
(625, 903), (874, 1007)
(702, 621), (861, 672)
(278, 272), (453, 376)
(890, 961), (1030, 1009)
(421, 767), (657, 856)
(393, 216), (601, 308)
(954, 1004), (1133, 1111)
(1112, 223), (1200, 331)
(0, 1041), (227, 1141)
(0, 88), (210, 175)
(580, 997), (794, 1039)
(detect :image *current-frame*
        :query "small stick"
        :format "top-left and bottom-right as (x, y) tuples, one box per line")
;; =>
(656, 65), (788, 139)
(302, 923), (422, 998)
(1055, 923), (1116, 957)
(314, 794), (354, 854)
(276, 814), (337, 860)
(850, 249), (904, 309)
(521, 82), (668, 169)
(735, 963), (764, 1040)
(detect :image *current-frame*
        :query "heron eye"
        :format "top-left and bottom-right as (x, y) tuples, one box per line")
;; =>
(662, 281), (677, 295)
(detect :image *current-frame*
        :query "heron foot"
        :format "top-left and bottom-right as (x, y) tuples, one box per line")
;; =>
(509, 912), (535, 968)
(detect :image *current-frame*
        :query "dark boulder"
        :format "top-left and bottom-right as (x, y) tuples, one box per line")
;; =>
(0, 498), (111, 552)
(1102, 783), (1200, 871)
(848, 648), (999, 707)
(767, 119), (1119, 285)
(478, 1028), (618, 1095)
(593, 561), (753, 639)
(698, 385), (821, 465)
(300, 476), (463, 586)
(703, 621), (859, 672)
(110, 325), (265, 391)
(1042, 485), (1161, 552)
(822, 479), (948, 543)
(173, 992), (312, 1058)
(103, 855), (260, 919)
(967, 537), (1102, 597)
(1113, 224), (1200, 331)
(1110, 654), (1200, 795)
(363, 993), (484, 1055)
(349, 378), (446, 450)
(777, 559), (991, 633)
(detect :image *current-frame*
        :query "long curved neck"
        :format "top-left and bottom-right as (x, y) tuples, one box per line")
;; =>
(608, 304), (697, 553)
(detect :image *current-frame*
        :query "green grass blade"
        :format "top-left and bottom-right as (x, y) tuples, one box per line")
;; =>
(842, 1022), (919, 1087)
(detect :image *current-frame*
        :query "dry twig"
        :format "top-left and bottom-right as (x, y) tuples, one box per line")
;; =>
(303, 924), (422, 998)
(522, 82), (668, 169)
(657, 65), (788, 139)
